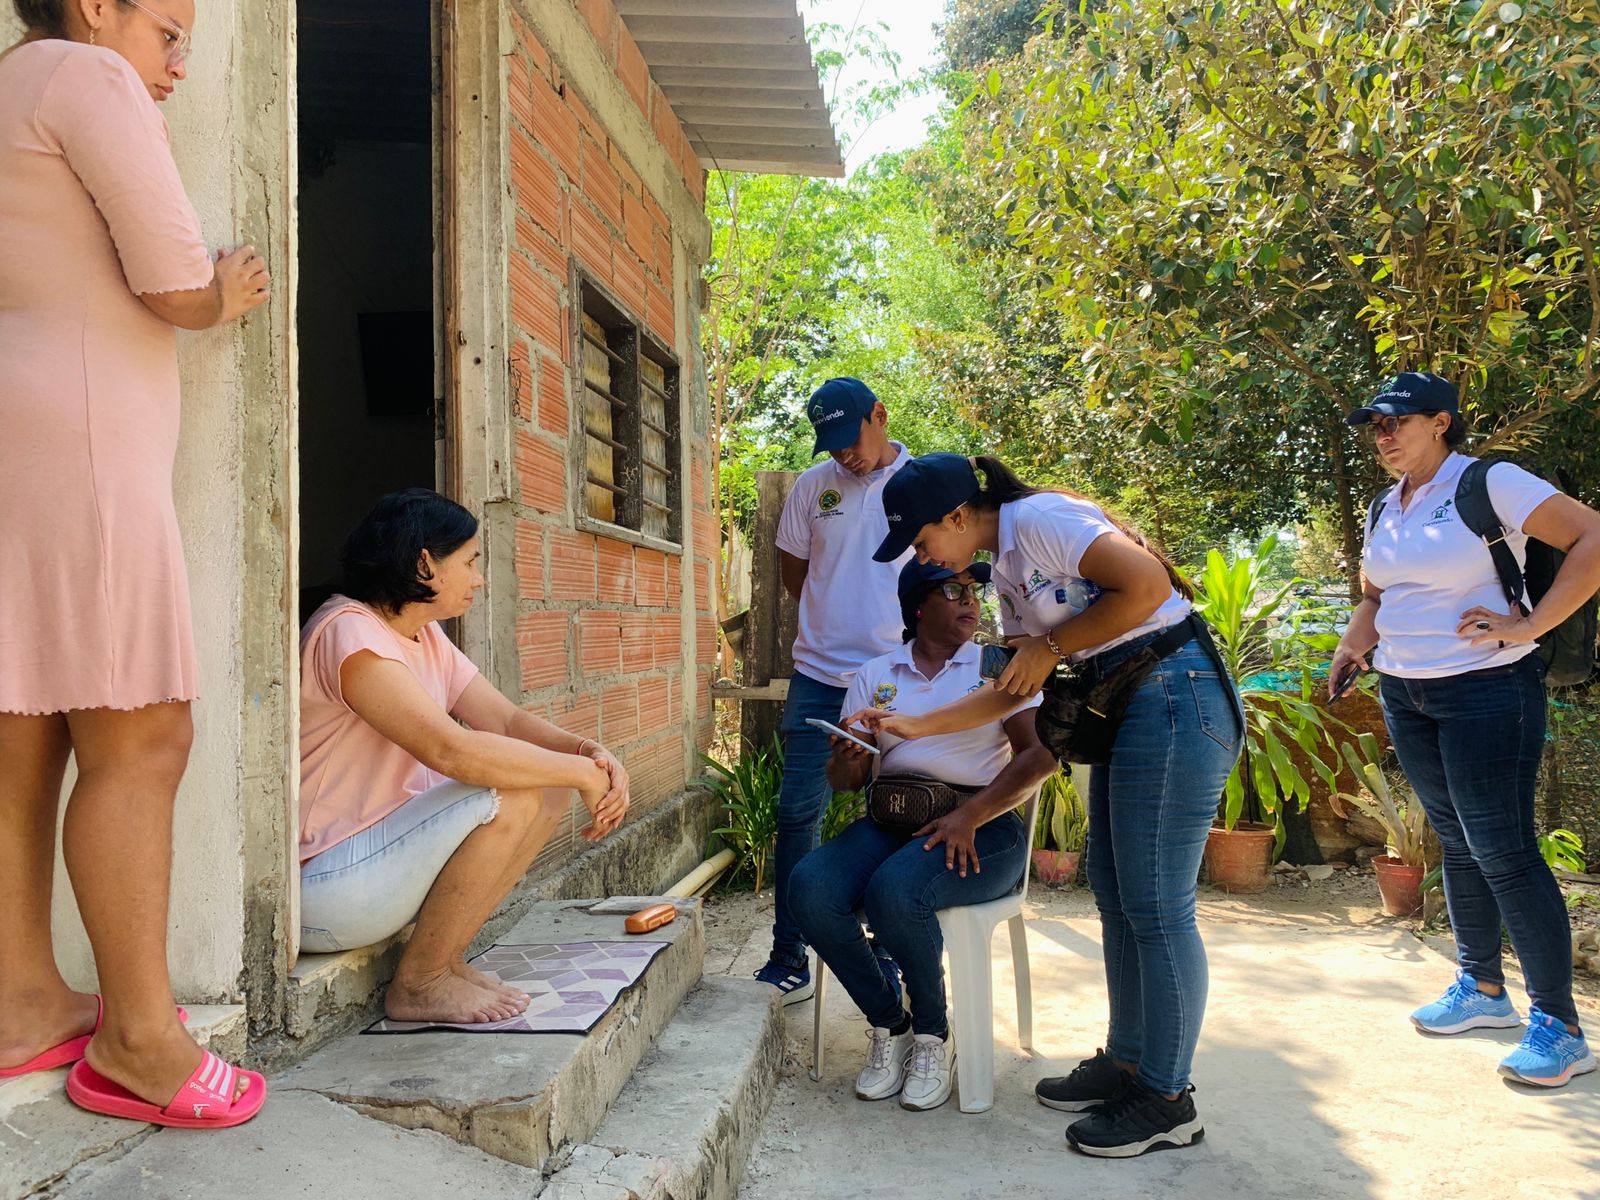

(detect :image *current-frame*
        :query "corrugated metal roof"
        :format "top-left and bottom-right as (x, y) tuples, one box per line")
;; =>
(616, 0), (844, 178)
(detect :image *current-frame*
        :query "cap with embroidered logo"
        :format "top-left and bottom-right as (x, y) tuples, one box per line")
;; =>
(806, 377), (881, 455)
(872, 452), (981, 563)
(1346, 371), (1459, 426)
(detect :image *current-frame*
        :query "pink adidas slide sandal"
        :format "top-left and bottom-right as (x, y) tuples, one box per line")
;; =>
(0, 997), (190, 1081)
(66, 1051), (266, 1129)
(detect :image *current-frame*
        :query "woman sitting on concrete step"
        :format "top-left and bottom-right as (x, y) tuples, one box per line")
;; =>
(298, 488), (630, 1024)
(789, 559), (1056, 1112)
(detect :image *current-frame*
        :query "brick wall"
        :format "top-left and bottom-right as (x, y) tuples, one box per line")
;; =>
(503, 2), (714, 872)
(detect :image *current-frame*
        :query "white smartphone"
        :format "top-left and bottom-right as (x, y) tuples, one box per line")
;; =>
(806, 718), (881, 755)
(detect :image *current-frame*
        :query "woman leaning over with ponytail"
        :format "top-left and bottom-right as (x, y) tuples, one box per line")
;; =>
(846, 453), (1243, 1158)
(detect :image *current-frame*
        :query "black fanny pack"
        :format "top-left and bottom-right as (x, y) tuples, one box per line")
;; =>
(1035, 614), (1220, 766)
(866, 774), (978, 835)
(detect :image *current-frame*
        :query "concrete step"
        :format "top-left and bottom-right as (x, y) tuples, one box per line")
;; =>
(1, 1005), (246, 1200)
(543, 977), (783, 1200)
(275, 899), (705, 1172)
(49, 1091), (541, 1199)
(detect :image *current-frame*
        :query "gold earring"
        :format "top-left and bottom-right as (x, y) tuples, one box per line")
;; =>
(89, 27), (97, 44)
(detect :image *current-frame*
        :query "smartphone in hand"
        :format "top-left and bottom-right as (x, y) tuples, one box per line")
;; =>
(805, 718), (880, 755)
(1328, 667), (1363, 705)
(979, 642), (1018, 680)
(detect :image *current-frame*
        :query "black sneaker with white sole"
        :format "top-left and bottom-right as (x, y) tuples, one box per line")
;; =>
(1065, 1078), (1205, 1158)
(1035, 1048), (1128, 1112)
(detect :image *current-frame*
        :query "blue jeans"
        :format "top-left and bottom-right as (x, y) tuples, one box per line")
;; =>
(1085, 635), (1243, 1095)
(300, 779), (499, 952)
(771, 671), (849, 965)
(1379, 656), (1577, 1027)
(788, 812), (1029, 1035)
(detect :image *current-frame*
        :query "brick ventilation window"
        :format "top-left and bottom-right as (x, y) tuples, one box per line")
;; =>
(578, 274), (681, 544)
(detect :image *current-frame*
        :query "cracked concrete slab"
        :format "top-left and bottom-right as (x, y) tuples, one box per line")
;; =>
(52, 1091), (541, 1199)
(274, 901), (703, 1171)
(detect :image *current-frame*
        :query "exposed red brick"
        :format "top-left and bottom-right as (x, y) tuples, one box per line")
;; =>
(693, 505), (718, 559)
(691, 459), (708, 508)
(550, 529), (598, 601)
(665, 556), (682, 604)
(645, 279), (674, 343)
(510, 253), (564, 356)
(612, 251), (648, 316)
(694, 558), (713, 612)
(637, 676), (670, 736)
(546, 689), (600, 742)
(508, 52), (533, 133)
(617, 27), (650, 116)
(531, 75), (581, 181)
(684, 158), (705, 206)
(696, 615), (719, 665)
(537, 353), (569, 436)
(520, 218), (569, 288)
(578, 610), (624, 674)
(515, 520), (544, 599)
(569, 199), (611, 281)
(667, 674), (683, 724)
(652, 224), (672, 283)
(511, 127), (562, 235)
(581, 134), (624, 229)
(509, 9), (551, 82)
(566, 85), (605, 146)
(517, 611), (570, 690)
(622, 191), (652, 263)
(654, 613), (681, 667)
(576, 0), (617, 63)
(596, 537), (633, 603)
(650, 82), (678, 151)
(514, 430), (566, 513)
(634, 548), (667, 607)
(610, 144), (643, 198)
(510, 337), (533, 421)
(602, 681), (640, 744)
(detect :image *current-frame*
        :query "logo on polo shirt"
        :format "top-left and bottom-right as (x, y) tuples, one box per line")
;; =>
(1022, 569), (1054, 600)
(1425, 499), (1455, 527)
(873, 682), (898, 707)
(818, 489), (841, 512)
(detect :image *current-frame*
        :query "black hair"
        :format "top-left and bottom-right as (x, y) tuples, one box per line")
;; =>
(1435, 412), (1468, 448)
(339, 488), (478, 613)
(967, 455), (1194, 600)
(14, 0), (70, 35)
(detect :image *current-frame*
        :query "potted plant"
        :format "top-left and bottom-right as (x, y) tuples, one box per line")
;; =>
(1193, 536), (1342, 893)
(1337, 735), (1430, 917)
(1031, 768), (1088, 886)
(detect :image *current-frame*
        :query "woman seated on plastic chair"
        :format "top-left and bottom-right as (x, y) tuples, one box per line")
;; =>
(297, 489), (629, 1025)
(788, 559), (1056, 1111)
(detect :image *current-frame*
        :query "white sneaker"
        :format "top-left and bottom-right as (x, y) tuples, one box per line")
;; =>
(855, 1026), (913, 1100)
(899, 1034), (954, 1111)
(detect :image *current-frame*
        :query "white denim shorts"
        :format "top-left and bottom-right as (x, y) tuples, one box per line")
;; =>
(299, 779), (500, 953)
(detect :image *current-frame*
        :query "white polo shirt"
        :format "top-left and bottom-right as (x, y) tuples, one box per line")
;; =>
(776, 445), (913, 688)
(993, 493), (1192, 662)
(1364, 453), (1558, 679)
(840, 639), (1041, 789)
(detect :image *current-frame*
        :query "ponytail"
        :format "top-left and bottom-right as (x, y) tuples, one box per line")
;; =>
(967, 455), (1193, 600)
(14, 0), (69, 36)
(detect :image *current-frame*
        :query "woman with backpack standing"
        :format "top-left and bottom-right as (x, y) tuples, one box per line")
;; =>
(1331, 372), (1600, 1088)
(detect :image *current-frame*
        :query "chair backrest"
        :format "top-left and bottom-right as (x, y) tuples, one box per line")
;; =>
(1014, 786), (1042, 895)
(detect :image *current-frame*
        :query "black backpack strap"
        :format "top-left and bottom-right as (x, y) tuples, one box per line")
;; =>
(1365, 492), (1387, 539)
(1454, 459), (1530, 616)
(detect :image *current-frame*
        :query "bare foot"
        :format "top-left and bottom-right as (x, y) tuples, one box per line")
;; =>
(450, 961), (530, 1013)
(83, 1008), (249, 1109)
(0, 987), (99, 1070)
(385, 967), (525, 1024)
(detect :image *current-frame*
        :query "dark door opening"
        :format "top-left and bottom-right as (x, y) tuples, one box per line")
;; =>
(296, 0), (441, 619)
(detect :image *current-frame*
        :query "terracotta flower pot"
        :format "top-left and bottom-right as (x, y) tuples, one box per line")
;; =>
(1203, 823), (1275, 893)
(1031, 848), (1081, 887)
(1372, 854), (1426, 917)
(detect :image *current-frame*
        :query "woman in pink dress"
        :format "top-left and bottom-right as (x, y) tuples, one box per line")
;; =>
(0, 1), (271, 1129)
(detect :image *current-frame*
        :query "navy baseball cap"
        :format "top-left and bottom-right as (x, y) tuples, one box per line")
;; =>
(898, 559), (992, 637)
(872, 452), (981, 563)
(807, 377), (880, 455)
(1346, 372), (1459, 425)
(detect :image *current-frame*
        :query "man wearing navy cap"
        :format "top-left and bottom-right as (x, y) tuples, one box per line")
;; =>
(756, 378), (913, 1003)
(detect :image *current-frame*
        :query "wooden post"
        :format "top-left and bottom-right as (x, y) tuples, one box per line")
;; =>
(741, 470), (801, 752)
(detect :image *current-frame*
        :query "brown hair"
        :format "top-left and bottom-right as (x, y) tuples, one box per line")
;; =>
(967, 455), (1194, 600)
(14, 1), (70, 37)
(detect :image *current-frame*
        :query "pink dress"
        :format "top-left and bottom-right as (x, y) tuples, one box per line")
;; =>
(0, 41), (215, 715)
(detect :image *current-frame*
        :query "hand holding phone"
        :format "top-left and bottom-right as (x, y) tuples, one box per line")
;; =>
(1328, 667), (1363, 705)
(806, 717), (880, 755)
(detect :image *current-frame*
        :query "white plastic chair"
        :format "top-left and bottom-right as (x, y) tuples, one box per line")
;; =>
(810, 784), (1045, 1114)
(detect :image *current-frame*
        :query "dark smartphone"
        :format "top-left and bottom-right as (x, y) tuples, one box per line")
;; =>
(1328, 667), (1363, 704)
(980, 642), (1018, 680)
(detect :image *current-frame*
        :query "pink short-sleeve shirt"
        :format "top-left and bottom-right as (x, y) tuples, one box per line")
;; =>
(298, 596), (479, 863)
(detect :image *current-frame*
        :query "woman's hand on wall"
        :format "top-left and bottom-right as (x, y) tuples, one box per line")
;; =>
(213, 244), (270, 323)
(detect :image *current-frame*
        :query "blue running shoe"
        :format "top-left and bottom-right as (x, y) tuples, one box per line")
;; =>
(1498, 1008), (1597, 1088)
(754, 957), (814, 1006)
(1410, 971), (1522, 1035)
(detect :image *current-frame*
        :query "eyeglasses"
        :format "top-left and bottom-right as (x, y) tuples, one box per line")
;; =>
(125, 0), (192, 68)
(1360, 414), (1409, 440)
(934, 581), (990, 603)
